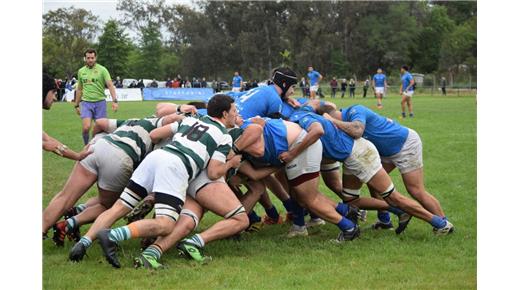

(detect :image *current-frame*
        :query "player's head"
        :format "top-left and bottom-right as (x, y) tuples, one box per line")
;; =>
(234, 71), (239, 76)
(272, 67), (298, 100)
(377, 68), (383, 73)
(207, 94), (237, 128)
(400, 65), (409, 73)
(307, 65), (313, 72)
(42, 72), (58, 110)
(84, 48), (97, 68)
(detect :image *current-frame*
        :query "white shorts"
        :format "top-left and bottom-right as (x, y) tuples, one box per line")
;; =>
(186, 169), (225, 199)
(381, 129), (423, 174)
(403, 90), (414, 97)
(320, 161), (341, 172)
(375, 87), (385, 95)
(285, 130), (323, 180)
(130, 149), (189, 202)
(310, 85), (319, 92)
(342, 138), (382, 183)
(80, 139), (134, 192)
(232, 87), (241, 92)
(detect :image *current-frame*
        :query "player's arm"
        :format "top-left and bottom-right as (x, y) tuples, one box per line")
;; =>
(238, 160), (279, 181)
(149, 119), (182, 144)
(407, 78), (415, 91)
(322, 114), (365, 139)
(155, 103), (197, 117)
(207, 153), (242, 180)
(105, 78), (118, 112)
(74, 80), (83, 115)
(42, 131), (91, 161)
(279, 122), (324, 164)
(231, 123), (264, 158)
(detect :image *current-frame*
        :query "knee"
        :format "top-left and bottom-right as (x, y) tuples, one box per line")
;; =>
(234, 213), (249, 232)
(156, 216), (176, 234)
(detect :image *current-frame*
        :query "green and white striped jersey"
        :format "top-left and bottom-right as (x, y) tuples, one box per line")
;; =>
(162, 115), (232, 181)
(103, 117), (164, 168)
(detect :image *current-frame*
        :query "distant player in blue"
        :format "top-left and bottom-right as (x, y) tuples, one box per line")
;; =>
(372, 68), (387, 108)
(232, 71), (243, 92)
(400, 65), (415, 118)
(307, 65), (322, 100)
(235, 67), (298, 119)
(290, 106), (454, 236)
(316, 103), (454, 234)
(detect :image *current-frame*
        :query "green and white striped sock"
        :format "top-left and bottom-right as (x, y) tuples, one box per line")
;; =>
(108, 226), (131, 242)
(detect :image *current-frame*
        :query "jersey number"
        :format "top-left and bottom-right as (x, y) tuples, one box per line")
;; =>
(181, 122), (210, 141)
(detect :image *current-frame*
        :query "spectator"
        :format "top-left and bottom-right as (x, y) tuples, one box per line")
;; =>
(184, 78), (192, 88)
(299, 77), (307, 97)
(166, 77), (172, 88)
(201, 77), (207, 88)
(349, 78), (356, 98)
(137, 79), (145, 91)
(212, 79), (218, 93)
(114, 76), (123, 88)
(176, 74), (183, 87)
(192, 78), (201, 88)
(340, 78), (347, 98)
(172, 78), (181, 88)
(129, 80), (137, 88)
(441, 77), (447, 96)
(330, 77), (338, 98)
(251, 79), (258, 88)
(363, 78), (370, 98)
(150, 79), (158, 88)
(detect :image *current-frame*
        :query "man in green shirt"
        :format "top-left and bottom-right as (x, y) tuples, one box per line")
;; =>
(74, 48), (119, 145)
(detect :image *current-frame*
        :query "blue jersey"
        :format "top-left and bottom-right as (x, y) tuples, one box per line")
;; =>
(342, 105), (409, 157)
(401, 72), (414, 92)
(373, 73), (386, 87)
(242, 118), (287, 166)
(232, 75), (243, 88)
(280, 97), (313, 119)
(234, 85), (282, 119)
(307, 70), (322, 86)
(290, 109), (354, 161)
(196, 108), (208, 116)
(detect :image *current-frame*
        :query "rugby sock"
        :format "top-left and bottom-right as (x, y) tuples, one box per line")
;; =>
(79, 236), (92, 248)
(143, 244), (163, 260)
(187, 234), (205, 248)
(66, 217), (78, 232)
(282, 198), (295, 214)
(75, 204), (87, 213)
(337, 217), (355, 231)
(430, 215), (447, 229)
(82, 132), (89, 145)
(291, 202), (306, 227)
(335, 202), (350, 217)
(108, 226), (132, 242)
(265, 206), (280, 220)
(377, 211), (391, 224)
(387, 206), (405, 216)
(248, 211), (261, 224)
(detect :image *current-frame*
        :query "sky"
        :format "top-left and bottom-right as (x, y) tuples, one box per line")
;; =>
(43, 0), (194, 21)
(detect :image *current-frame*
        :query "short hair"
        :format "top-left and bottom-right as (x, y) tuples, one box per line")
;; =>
(42, 72), (57, 105)
(401, 65), (409, 71)
(84, 48), (97, 56)
(187, 101), (207, 109)
(207, 94), (235, 118)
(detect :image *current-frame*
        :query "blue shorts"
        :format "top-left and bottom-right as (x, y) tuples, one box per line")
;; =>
(80, 100), (107, 120)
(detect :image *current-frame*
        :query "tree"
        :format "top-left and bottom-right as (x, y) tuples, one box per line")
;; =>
(43, 7), (99, 78)
(137, 22), (163, 79)
(97, 20), (132, 78)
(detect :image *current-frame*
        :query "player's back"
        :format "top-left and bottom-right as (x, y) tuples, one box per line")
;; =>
(234, 85), (282, 119)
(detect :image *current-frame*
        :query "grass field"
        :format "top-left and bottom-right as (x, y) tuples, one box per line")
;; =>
(43, 93), (476, 290)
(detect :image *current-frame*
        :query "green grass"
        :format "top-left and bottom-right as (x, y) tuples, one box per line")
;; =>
(43, 93), (476, 290)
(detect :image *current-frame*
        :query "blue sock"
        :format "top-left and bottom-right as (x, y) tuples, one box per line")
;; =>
(335, 202), (349, 216)
(291, 202), (306, 227)
(387, 206), (405, 216)
(143, 244), (162, 260)
(282, 199), (295, 214)
(79, 236), (92, 248)
(337, 217), (355, 231)
(265, 206), (280, 220)
(109, 226), (131, 242)
(377, 211), (391, 224)
(82, 132), (89, 145)
(430, 215), (447, 229)
(248, 211), (261, 224)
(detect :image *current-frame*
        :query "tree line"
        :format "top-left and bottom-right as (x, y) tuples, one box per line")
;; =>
(43, 0), (476, 84)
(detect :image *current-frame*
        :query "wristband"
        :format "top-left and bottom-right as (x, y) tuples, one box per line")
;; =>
(232, 144), (242, 155)
(75, 104), (79, 108)
(113, 99), (118, 103)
